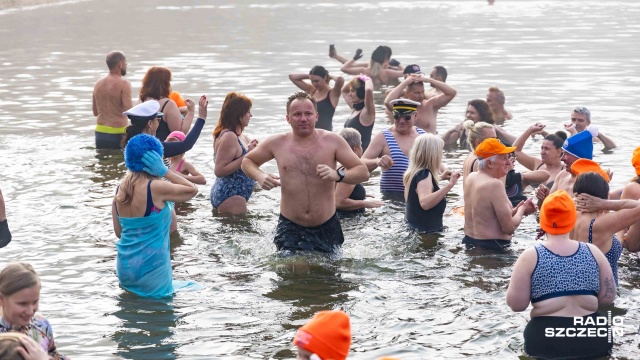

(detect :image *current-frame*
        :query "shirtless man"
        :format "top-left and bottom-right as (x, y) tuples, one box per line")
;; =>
(564, 106), (617, 149)
(362, 99), (427, 198)
(486, 86), (512, 124)
(425, 65), (448, 99)
(92, 51), (133, 149)
(535, 130), (595, 205)
(464, 138), (536, 250)
(241, 92), (369, 253)
(384, 73), (457, 134)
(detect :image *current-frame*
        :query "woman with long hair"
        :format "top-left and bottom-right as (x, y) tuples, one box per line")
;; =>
(403, 134), (460, 232)
(338, 46), (403, 87)
(461, 121), (497, 182)
(288, 65), (344, 131)
(211, 92), (257, 214)
(139, 66), (195, 141)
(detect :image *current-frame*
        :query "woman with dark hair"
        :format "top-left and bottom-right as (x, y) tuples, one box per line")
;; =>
(139, 66), (195, 141)
(288, 66), (344, 131)
(337, 46), (404, 87)
(341, 75), (375, 150)
(442, 99), (497, 149)
(121, 96), (208, 158)
(512, 122), (566, 188)
(211, 92), (257, 214)
(466, 99), (494, 124)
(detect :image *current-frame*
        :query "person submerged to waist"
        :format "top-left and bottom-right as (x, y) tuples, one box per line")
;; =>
(96, 123), (127, 134)
(280, 205), (337, 228)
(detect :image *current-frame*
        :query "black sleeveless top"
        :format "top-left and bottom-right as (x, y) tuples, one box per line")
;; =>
(316, 95), (336, 131)
(337, 183), (367, 216)
(156, 100), (171, 142)
(405, 169), (446, 232)
(345, 111), (373, 151)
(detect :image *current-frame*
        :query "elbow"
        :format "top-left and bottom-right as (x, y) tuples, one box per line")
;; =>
(194, 176), (207, 185)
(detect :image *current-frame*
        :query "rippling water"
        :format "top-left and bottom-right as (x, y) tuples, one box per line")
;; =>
(1, 0), (639, 359)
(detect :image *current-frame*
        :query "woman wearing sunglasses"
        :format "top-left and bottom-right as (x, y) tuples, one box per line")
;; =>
(342, 75), (375, 150)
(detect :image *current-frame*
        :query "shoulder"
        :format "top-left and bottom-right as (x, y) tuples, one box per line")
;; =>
(31, 313), (54, 332)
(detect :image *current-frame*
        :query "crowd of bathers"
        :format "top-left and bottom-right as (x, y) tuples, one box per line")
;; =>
(0, 44), (638, 359)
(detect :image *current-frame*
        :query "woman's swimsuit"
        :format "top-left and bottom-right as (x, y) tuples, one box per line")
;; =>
(0, 314), (68, 360)
(315, 94), (336, 131)
(505, 169), (527, 207)
(468, 158), (478, 175)
(380, 127), (426, 193)
(530, 242), (600, 303)
(588, 218), (623, 285)
(337, 180), (367, 216)
(345, 110), (373, 151)
(115, 181), (161, 217)
(536, 163), (565, 189)
(156, 100), (171, 142)
(210, 131), (256, 208)
(175, 159), (185, 173)
(405, 169), (446, 232)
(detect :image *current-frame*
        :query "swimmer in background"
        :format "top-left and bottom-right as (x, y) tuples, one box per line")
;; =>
(242, 91), (369, 253)
(165, 131), (206, 185)
(92, 50), (133, 149)
(486, 86), (512, 124)
(336, 46), (404, 87)
(463, 138), (536, 250)
(342, 75), (375, 151)
(0, 263), (68, 359)
(335, 128), (384, 215)
(424, 65), (448, 99)
(0, 186), (10, 248)
(288, 65), (344, 131)
(564, 106), (617, 149)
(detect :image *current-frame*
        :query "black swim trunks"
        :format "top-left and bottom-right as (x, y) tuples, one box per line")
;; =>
(95, 131), (124, 149)
(274, 213), (344, 253)
(462, 235), (510, 250)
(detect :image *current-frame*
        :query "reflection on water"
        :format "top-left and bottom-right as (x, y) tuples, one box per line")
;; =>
(1, 0), (640, 358)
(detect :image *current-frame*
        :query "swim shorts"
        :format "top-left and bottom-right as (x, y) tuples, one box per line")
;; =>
(95, 124), (126, 149)
(274, 213), (344, 253)
(462, 235), (511, 250)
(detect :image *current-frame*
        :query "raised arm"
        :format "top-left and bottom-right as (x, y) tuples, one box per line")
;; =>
(512, 123), (546, 171)
(521, 170), (550, 187)
(288, 73), (314, 93)
(153, 170), (199, 203)
(341, 81), (353, 109)
(162, 96), (207, 158)
(329, 74), (344, 107)
(494, 125), (517, 145)
(361, 76), (375, 126)
(384, 76), (413, 111)
(423, 77), (457, 110)
(340, 54), (369, 76)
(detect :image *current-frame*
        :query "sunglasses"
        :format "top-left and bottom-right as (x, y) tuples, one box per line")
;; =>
(508, 153), (517, 160)
(393, 112), (414, 121)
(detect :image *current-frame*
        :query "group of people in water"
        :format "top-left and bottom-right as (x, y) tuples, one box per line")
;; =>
(0, 45), (637, 359)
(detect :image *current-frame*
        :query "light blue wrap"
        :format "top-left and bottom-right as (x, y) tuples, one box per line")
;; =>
(116, 201), (198, 298)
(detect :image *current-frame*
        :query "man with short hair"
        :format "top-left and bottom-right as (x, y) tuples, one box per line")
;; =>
(486, 86), (512, 123)
(92, 51), (133, 149)
(565, 106), (617, 149)
(425, 65), (448, 98)
(464, 138), (536, 249)
(242, 92), (369, 253)
(384, 73), (457, 134)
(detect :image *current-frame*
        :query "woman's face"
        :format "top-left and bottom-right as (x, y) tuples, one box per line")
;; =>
(144, 116), (160, 135)
(540, 139), (562, 164)
(241, 109), (252, 128)
(309, 75), (327, 91)
(0, 285), (40, 327)
(348, 86), (362, 103)
(466, 105), (480, 123)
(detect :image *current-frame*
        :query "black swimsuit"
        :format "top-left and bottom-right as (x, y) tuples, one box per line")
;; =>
(315, 95), (336, 131)
(405, 169), (446, 232)
(345, 110), (373, 151)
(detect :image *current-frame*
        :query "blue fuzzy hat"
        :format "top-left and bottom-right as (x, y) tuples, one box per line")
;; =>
(124, 134), (164, 172)
(562, 130), (594, 160)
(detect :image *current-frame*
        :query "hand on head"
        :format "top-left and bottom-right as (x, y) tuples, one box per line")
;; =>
(141, 151), (168, 177)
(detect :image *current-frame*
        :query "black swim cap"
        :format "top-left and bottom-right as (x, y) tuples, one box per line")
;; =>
(309, 65), (329, 78)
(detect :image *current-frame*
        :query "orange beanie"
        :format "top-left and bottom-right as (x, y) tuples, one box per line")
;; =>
(570, 158), (610, 182)
(540, 190), (576, 235)
(632, 146), (640, 176)
(293, 310), (351, 360)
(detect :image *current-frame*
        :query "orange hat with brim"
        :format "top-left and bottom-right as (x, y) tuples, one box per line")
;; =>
(540, 190), (576, 235)
(570, 158), (610, 182)
(475, 138), (516, 159)
(169, 91), (187, 108)
(293, 310), (351, 360)
(632, 146), (640, 176)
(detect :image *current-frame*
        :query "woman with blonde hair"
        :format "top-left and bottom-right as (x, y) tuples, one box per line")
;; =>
(404, 134), (460, 232)
(461, 121), (497, 181)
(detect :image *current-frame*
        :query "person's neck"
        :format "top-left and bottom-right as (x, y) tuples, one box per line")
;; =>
(545, 233), (571, 242)
(108, 70), (121, 77)
(292, 129), (318, 146)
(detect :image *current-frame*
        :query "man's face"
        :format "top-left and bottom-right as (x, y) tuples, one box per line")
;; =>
(571, 111), (590, 132)
(406, 82), (425, 102)
(490, 153), (511, 177)
(486, 91), (499, 111)
(561, 151), (579, 170)
(287, 99), (318, 136)
(429, 68), (439, 87)
(120, 59), (128, 76)
(393, 111), (415, 133)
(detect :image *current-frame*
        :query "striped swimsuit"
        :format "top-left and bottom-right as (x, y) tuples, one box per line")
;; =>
(380, 127), (426, 193)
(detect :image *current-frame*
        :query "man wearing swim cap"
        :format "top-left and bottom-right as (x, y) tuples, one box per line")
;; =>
(242, 92), (369, 253)
(463, 138), (536, 249)
(384, 73), (457, 134)
(92, 51), (133, 149)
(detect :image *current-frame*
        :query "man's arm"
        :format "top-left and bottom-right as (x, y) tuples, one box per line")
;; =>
(423, 77), (457, 110)
(121, 80), (133, 110)
(92, 91), (98, 116)
(383, 76), (412, 111)
(241, 135), (281, 190)
(597, 131), (617, 149)
(334, 137), (370, 184)
(288, 73), (314, 93)
(361, 132), (390, 172)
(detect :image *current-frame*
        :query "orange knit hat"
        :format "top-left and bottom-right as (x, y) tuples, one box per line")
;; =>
(632, 146), (640, 176)
(540, 190), (576, 235)
(570, 158), (610, 182)
(293, 310), (351, 360)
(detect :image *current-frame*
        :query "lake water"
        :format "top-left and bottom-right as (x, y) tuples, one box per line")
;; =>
(1, 0), (639, 359)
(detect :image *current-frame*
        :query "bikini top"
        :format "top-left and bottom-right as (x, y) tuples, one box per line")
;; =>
(115, 180), (160, 217)
(588, 218), (622, 286)
(530, 242), (600, 303)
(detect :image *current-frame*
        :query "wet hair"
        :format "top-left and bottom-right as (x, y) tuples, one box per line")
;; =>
(403, 134), (444, 187)
(433, 65), (447, 82)
(338, 128), (362, 150)
(286, 91), (317, 114)
(0, 334), (26, 360)
(574, 172), (609, 200)
(371, 46), (387, 64)
(0, 263), (40, 297)
(106, 51), (125, 71)
(309, 65), (329, 80)
(467, 99), (495, 124)
(139, 66), (172, 102)
(348, 77), (366, 100)
(213, 92), (253, 139)
(463, 121), (495, 150)
(488, 86), (506, 105)
(382, 46), (392, 60)
(572, 106), (591, 122)
(544, 131), (567, 149)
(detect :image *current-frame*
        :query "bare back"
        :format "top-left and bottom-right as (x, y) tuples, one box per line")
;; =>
(550, 171), (576, 197)
(464, 171), (514, 240)
(414, 100), (438, 134)
(93, 74), (132, 128)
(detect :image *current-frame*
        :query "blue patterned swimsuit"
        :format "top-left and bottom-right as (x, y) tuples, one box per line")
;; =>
(211, 131), (256, 208)
(380, 127), (425, 193)
(588, 218), (623, 286)
(530, 242), (600, 303)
